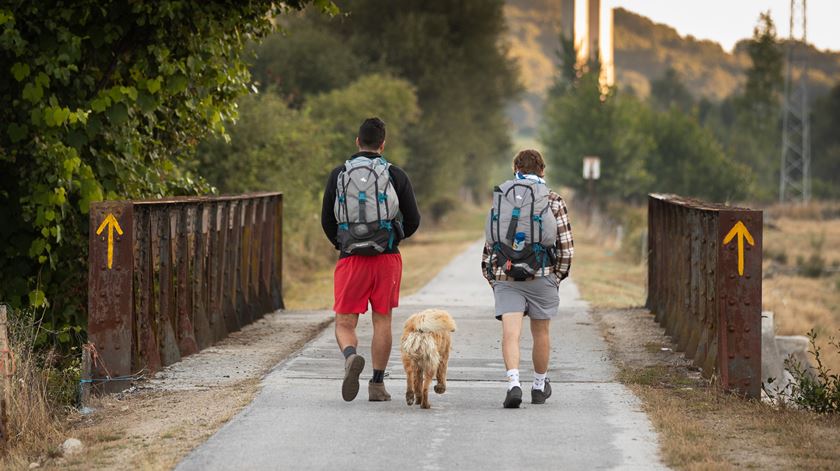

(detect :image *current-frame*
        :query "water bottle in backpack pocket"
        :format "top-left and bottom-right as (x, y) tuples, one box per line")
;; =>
(512, 232), (526, 251)
(334, 157), (400, 256)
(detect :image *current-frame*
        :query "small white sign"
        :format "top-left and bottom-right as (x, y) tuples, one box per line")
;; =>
(583, 156), (601, 180)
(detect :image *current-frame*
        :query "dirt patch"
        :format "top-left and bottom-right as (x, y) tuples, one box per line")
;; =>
(595, 308), (697, 373)
(593, 308), (840, 470)
(31, 310), (332, 470)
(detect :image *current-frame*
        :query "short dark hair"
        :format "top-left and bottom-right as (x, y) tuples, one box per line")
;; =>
(358, 117), (386, 149)
(513, 149), (545, 176)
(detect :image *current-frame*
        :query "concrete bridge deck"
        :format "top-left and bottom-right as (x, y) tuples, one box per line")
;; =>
(177, 241), (664, 470)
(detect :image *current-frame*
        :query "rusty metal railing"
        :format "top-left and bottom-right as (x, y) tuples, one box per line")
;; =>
(646, 194), (762, 398)
(87, 193), (283, 389)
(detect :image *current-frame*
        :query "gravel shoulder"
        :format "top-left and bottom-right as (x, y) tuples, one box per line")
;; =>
(593, 308), (840, 470)
(43, 311), (332, 470)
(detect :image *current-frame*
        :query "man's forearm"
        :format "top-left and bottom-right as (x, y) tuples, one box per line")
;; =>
(481, 243), (494, 283)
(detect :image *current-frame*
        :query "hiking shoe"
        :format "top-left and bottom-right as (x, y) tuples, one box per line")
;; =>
(342, 354), (365, 402)
(531, 379), (552, 404)
(503, 386), (522, 409)
(368, 381), (392, 401)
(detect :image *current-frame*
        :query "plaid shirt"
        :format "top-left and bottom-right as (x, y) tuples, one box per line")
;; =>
(481, 190), (574, 284)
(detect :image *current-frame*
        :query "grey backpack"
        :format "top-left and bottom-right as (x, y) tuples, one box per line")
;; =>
(485, 178), (558, 280)
(334, 156), (400, 255)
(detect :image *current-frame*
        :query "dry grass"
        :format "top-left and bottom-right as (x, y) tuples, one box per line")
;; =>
(764, 210), (840, 269)
(765, 201), (840, 222)
(763, 202), (840, 374)
(569, 208), (647, 308)
(598, 307), (840, 470)
(284, 205), (486, 310)
(1, 311), (75, 469)
(629, 384), (840, 470)
(764, 275), (840, 373)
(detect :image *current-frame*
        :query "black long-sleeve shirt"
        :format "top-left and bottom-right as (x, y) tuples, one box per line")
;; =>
(321, 151), (421, 258)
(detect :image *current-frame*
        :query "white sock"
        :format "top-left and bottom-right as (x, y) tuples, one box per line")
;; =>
(533, 372), (547, 391)
(506, 369), (520, 390)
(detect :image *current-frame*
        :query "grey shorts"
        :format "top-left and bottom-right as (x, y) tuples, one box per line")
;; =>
(492, 276), (560, 320)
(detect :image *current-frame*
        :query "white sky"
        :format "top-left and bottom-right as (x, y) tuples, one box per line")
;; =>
(610, 0), (840, 52)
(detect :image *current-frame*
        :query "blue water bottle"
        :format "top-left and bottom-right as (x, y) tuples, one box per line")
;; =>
(513, 232), (526, 251)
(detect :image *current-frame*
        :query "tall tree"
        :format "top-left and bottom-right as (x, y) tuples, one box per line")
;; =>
(727, 11), (784, 199)
(322, 0), (521, 215)
(811, 83), (840, 198)
(249, 18), (363, 107)
(645, 108), (751, 200)
(540, 71), (654, 200)
(650, 67), (694, 113)
(547, 35), (579, 98)
(740, 12), (784, 118)
(541, 61), (750, 202)
(306, 74), (420, 170)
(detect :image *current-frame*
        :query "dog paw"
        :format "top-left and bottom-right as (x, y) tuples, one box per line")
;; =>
(415, 394), (423, 405)
(405, 393), (414, 406)
(434, 384), (446, 394)
(421, 401), (431, 409)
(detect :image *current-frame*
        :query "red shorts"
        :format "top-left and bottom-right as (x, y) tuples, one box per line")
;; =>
(333, 253), (402, 314)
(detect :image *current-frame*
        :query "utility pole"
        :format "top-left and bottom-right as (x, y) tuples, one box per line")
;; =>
(779, 0), (811, 203)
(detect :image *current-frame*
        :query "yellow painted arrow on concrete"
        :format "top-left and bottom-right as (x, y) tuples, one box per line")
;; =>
(96, 213), (123, 269)
(723, 220), (754, 276)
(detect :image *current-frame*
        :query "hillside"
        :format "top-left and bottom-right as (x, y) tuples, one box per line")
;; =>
(614, 7), (840, 100)
(504, 1), (840, 132)
(613, 7), (746, 100)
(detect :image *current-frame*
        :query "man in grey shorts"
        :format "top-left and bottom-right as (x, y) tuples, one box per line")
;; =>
(481, 149), (574, 408)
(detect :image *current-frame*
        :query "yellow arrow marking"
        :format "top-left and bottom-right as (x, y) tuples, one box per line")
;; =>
(96, 213), (123, 269)
(723, 220), (755, 276)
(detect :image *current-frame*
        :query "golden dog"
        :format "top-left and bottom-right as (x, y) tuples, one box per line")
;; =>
(400, 309), (457, 409)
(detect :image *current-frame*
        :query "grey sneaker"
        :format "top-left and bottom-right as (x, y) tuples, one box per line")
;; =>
(531, 379), (552, 404)
(342, 354), (365, 401)
(503, 386), (522, 409)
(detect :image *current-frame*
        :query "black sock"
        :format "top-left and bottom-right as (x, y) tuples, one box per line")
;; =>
(371, 369), (385, 383)
(342, 346), (356, 359)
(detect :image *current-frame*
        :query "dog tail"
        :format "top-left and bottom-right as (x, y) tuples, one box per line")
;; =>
(401, 332), (441, 373)
(416, 309), (457, 334)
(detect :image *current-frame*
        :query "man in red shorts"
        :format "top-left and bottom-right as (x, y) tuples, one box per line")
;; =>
(321, 117), (421, 402)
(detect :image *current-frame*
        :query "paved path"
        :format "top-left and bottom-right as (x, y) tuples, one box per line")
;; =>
(178, 241), (664, 470)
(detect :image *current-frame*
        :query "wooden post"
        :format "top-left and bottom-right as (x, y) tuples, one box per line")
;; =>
(0, 304), (9, 451)
(80, 346), (92, 409)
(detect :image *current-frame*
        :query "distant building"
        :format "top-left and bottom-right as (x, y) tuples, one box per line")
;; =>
(560, 0), (615, 89)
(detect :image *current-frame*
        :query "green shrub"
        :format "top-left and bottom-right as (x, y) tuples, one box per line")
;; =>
(765, 246), (789, 265)
(783, 329), (840, 414)
(796, 233), (826, 278)
(796, 254), (824, 278)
